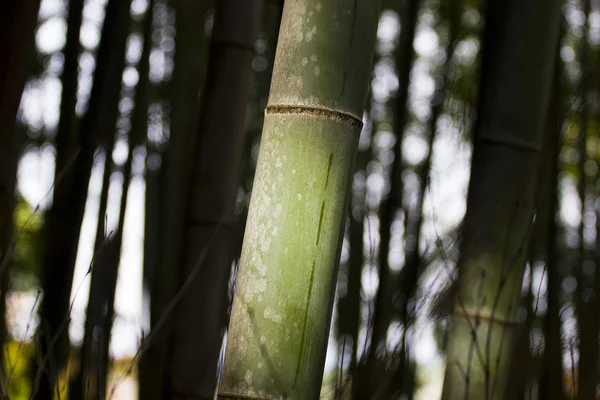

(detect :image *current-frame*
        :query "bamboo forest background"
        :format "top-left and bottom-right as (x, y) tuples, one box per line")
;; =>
(0, 0), (597, 398)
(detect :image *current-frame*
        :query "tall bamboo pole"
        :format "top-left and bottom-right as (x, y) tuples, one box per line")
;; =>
(167, 0), (262, 398)
(0, 0), (40, 390)
(218, 1), (381, 398)
(441, 0), (562, 398)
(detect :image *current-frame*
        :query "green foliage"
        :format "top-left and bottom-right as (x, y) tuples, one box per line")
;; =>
(11, 196), (43, 290)
(4, 340), (35, 399)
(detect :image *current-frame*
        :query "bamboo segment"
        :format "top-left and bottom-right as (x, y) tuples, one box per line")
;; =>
(441, 1), (562, 399)
(218, 0), (381, 398)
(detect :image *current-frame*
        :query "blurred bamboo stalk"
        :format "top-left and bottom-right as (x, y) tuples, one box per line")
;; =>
(441, 0), (561, 398)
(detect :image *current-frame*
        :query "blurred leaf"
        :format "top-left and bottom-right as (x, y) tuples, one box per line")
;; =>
(10, 195), (44, 290)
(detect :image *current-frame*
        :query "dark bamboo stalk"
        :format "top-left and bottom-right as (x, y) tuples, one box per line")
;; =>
(140, 1), (212, 397)
(368, 0), (421, 357)
(167, 0), (262, 397)
(35, 0), (131, 398)
(0, 0), (41, 391)
(392, 2), (462, 397)
(539, 37), (565, 399)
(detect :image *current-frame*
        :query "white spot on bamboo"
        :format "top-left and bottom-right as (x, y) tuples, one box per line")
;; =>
(256, 278), (267, 291)
(260, 237), (271, 252)
(257, 254), (265, 272)
(306, 95), (320, 106)
(264, 307), (282, 323)
(302, 57), (308, 66)
(305, 25), (318, 42)
(288, 74), (303, 92)
(228, 305), (250, 364)
(245, 370), (253, 385)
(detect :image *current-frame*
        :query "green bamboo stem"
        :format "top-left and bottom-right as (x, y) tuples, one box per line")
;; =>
(441, 1), (562, 399)
(218, 1), (381, 398)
